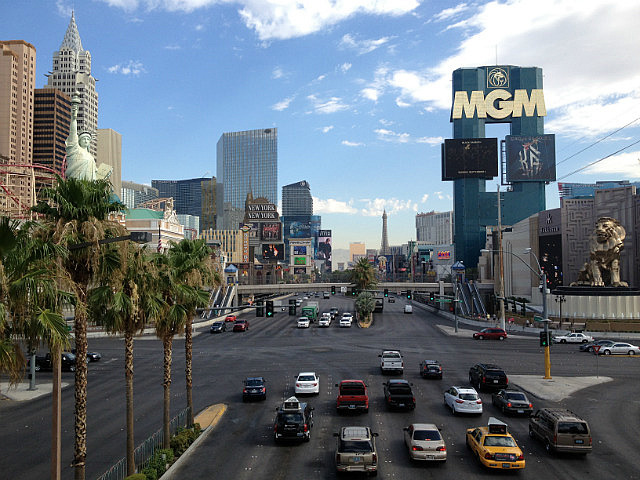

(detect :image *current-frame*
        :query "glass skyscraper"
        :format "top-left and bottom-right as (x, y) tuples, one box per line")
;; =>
(216, 128), (278, 229)
(282, 180), (313, 216)
(152, 177), (213, 222)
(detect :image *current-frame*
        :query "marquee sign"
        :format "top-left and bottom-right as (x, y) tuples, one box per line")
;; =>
(452, 89), (546, 121)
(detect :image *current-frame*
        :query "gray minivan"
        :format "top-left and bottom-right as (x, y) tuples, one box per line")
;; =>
(528, 408), (592, 454)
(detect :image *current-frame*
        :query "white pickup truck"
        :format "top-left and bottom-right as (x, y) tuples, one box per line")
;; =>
(379, 350), (403, 375)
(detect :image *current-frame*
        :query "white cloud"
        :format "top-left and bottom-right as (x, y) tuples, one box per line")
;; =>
(313, 197), (358, 214)
(420, 194), (429, 203)
(375, 128), (410, 143)
(360, 198), (417, 216)
(316, 74), (326, 82)
(342, 140), (364, 147)
(432, 3), (468, 22)
(272, 96), (294, 111)
(379, 119), (393, 126)
(416, 136), (443, 145)
(339, 33), (394, 55)
(581, 151), (640, 179)
(195, 23), (205, 31)
(307, 94), (349, 114)
(107, 60), (146, 76)
(56, 0), (72, 16)
(272, 67), (285, 79)
(164, 44), (181, 50)
(321, 125), (334, 133)
(340, 63), (352, 73)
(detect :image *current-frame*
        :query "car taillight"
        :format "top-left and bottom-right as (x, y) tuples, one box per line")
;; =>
(507, 402), (512, 408)
(484, 453), (494, 459)
(261, 387), (266, 392)
(274, 424), (278, 432)
(589, 437), (592, 445)
(436, 446), (446, 452)
(482, 375), (486, 383)
(553, 434), (557, 444)
(372, 453), (377, 463)
(477, 399), (482, 404)
(506, 378), (509, 384)
(528, 403), (533, 408)
(412, 397), (416, 403)
(243, 389), (248, 393)
(455, 399), (464, 403)
(296, 383), (301, 387)
(313, 383), (317, 386)
(517, 454), (524, 460)
(412, 446), (423, 451)
(304, 424), (308, 432)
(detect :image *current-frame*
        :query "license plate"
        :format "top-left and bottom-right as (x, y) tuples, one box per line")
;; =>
(575, 439), (584, 444)
(251, 389), (257, 393)
(493, 380), (499, 383)
(517, 409), (524, 413)
(399, 404), (405, 407)
(425, 455), (434, 459)
(502, 463), (510, 468)
(353, 457), (361, 463)
(349, 405), (356, 409)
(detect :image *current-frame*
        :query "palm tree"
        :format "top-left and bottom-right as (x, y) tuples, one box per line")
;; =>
(167, 238), (219, 426)
(152, 252), (187, 448)
(355, 291), (376, 324)
(351, 257), (377, 292)
(89, 242), (162, 475)
(32, 176), (126, 480)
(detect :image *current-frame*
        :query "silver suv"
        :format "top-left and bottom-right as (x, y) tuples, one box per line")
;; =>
(334, 426), (379, 475)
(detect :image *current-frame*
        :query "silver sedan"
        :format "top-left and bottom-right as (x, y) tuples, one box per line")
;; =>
(598, 342), (640, 355)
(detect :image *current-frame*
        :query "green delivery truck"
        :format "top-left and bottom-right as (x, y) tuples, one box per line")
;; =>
(301, 302), (319, 322)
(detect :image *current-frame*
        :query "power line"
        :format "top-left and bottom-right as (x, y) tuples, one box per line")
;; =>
(556, 138), (640, 181)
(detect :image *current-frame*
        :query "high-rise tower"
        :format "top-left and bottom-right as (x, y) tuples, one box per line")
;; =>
(45, 11), (98, 157)
(282, 180), (312, 216)
(216, 128), (278, 229)
(380, 209), (390, 255)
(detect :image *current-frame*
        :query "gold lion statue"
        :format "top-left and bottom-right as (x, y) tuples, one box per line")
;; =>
(571, 217), (628, 287)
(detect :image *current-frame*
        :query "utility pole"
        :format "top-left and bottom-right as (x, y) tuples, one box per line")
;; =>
(497, 186), (506, 330)
(542, 272), (551, 379)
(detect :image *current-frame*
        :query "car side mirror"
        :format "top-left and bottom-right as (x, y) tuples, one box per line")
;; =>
(378, 355), (382, 357)
(333, 432), (339, 437)
(403, 427), (408, 432)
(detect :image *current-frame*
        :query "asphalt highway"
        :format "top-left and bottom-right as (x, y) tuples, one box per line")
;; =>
(2, 294), (640, 479)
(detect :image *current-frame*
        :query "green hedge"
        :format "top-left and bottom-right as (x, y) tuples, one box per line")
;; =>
(135, 424), (201, 479)
(124, 475), (146, 480)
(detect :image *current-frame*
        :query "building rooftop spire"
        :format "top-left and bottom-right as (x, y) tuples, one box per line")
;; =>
(60, 10), (84, 52)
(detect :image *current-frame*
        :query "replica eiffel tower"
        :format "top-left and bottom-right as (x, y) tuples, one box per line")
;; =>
(380, 209), (390, 255)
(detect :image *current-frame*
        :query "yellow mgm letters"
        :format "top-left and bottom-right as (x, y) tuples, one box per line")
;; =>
(452, 89), (546, 121)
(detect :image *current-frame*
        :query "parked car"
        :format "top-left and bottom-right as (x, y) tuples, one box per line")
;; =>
(28, 352), (78, 372)
(233, 319), (249, 332)
(71, 348), (101, 362)
(274, 396), (314, 442)
(597, 342), (640, 355)
(473, 327), (507, 340)
(580, 339), (614, 352)
(528, 408), (592, 454)
(334, 426), (378, 475)
(443, 386), (482, 415)
(469, 363), (509, 391)
(404, 305), (413, 314)
(383, 379), (415, 410)
(553, 332), (594, 343)
(379, 350), (404, 375)
(419, 359), (443, 379)
(242, 376), (267, 401)
(491, 389), (533, 416)
(297, 317), (310, 328)
(295, 372), (320, 395)
(210, 321), (226, 333)
(335, 379), (369, 413)
(466, 417), (525, 470)
(403, 423), (447, 462)
(225, 315), (237, 322)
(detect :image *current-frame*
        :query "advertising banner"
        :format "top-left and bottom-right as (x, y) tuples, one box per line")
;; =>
(262, 244), (284, 261)
(261, 222), (282, 241)
(505, 134), (556, 182)
(293, 267), (306, 274)
(285, 216), (312, 239)
(317, 229), (332, 270)
(294, 256), (306, 265)
(293, 245), (307, 255)
(442, 138), (498, 180)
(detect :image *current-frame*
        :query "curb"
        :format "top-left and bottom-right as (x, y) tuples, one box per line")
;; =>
(161, 404), (227, 479)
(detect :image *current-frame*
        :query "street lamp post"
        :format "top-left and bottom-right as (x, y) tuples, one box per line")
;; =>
(451, 261), (465, 334)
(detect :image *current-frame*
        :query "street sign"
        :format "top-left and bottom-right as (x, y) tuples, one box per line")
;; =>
(593, 345), (601, 354)
(533, 315), (543, 323)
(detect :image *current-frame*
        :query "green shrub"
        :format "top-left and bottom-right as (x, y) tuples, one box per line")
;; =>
(157, 448), (174, 465)
(170, 431), (190, 456)
(140, 467), (156, 480)
(124, 474), (147, 480)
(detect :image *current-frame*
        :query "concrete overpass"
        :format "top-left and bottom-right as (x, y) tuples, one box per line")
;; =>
(236, 282), (450, 295)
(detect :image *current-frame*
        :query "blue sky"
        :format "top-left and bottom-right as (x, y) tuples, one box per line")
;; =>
(6, 0), (640, 250)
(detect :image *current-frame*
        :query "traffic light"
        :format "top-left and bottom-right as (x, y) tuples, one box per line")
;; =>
(539, 331), (551, 347)
(266, 300), (274, 317)
(331, 285), (336, 295)
(288, 299), (296, 316)
(384, 288), (388, 297)
(256, 301), (264, 317)
(429, 292), (434, 302)
(406, 290), (412, 300)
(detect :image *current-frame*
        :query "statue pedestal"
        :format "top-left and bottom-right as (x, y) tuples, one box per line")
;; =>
(550, 286), (640, 323)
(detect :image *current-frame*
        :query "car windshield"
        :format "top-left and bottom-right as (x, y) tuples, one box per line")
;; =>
(339, 440), (373, 453)
(484, 436), (516, 447)
(383, 353), (400, 359)
(557, 422), (588, 434)
(213, 322), (223, 326)
(280, 413), (303, 423)
(459, 393), (477, 401)
(298, 375), (315, 381)
(414, 430), (441, 441)
(506, 392), (526, 401)
(245, 379), (263, 386)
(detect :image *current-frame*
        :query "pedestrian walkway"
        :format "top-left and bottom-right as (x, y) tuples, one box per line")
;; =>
(0, 380), (70, 402)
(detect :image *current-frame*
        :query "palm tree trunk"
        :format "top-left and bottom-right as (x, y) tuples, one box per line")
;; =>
(73, 308), (88, 480)
(51, 343), (61, 480)
(124, 331), (135, 476)
(185, 316), (194, 426)
(162, 335), (173, 449)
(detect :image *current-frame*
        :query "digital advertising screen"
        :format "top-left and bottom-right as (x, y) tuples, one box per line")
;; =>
(285, 216), (312, 239)
(261, 244), (284, 261)
(317, 230), (332, 270)
(442, 138), (498, 180)
(293, 267), (306, 274)
(294, 256), (306, 265)
(505, 134), (556, 182)
(293, 245), (307, 256)
(260, 222), (282, 241)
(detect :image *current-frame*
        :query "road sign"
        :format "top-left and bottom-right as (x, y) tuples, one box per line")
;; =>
(593, 345), (601, 354)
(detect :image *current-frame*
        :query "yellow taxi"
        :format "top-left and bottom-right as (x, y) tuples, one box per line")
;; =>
(466, 417), (525, 470)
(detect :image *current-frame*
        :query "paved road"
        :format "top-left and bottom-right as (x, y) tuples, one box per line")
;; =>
(2, 295), (640, 479)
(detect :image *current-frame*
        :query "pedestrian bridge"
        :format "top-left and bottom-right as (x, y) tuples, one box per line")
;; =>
(236, 282), (447, 295)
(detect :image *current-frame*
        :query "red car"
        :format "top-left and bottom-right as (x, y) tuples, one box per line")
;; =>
(233, 319), (249, 332)
(473, 327), (507, 340)
(225, 315), (237, 322)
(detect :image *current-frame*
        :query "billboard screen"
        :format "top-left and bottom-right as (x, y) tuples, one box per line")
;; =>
(285, 216), (312, 239)
(317, 229), (332, 270)
(505, 134), (556, 182)
(293, 245), (307, 255)
(442, 138), (498, 180)
(294, 256), (306, 265)
(262, 244), (284, 261)
(293, 267), (306, 274)
(260, 222), (282, 241)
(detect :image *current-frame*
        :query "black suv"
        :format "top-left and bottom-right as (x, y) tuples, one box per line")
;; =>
(469, 363), (508, 391)
(274, 396), (314, 442)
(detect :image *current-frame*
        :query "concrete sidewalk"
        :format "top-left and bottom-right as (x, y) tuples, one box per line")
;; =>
(0, 380), (70, 401)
